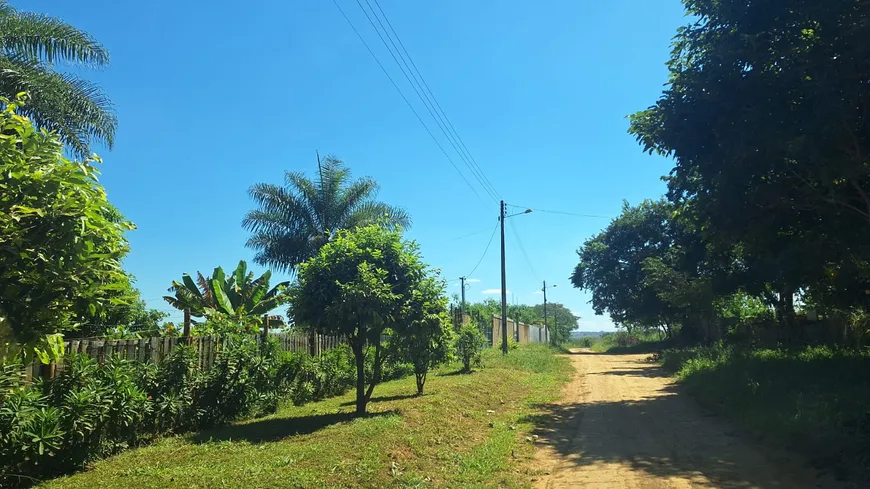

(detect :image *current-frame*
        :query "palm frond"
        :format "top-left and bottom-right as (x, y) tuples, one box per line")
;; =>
(0, 57), (116, 155)
(0, 10), (109, 66)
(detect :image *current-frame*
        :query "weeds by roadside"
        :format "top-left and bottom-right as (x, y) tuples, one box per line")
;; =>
(656, 344), (870, 485)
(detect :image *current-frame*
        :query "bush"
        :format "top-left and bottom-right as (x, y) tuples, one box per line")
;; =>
(0, 336), (415, 486)
(456, 324), (486, 373)
(657, 344), (870, 484)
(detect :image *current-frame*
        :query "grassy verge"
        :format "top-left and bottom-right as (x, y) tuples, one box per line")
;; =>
(657, 345), (870, 484)
(588, 331), (668, 353)
(40, 345), (571, 489)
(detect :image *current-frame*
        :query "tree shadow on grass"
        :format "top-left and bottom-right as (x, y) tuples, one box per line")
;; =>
(191, 410), (397, 444)
(339, 393), (417, 407)
(436, 369), (467, 377)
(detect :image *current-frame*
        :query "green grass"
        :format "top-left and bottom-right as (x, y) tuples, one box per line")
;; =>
(657, 344), (870, 484)
(588, 331), (668, 353)
(40, 345), (571, 489)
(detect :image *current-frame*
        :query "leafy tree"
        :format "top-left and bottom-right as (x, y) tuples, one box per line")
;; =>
(0, 96), (131, 355)
(455, 323), (485, 373)
(243, 155), (411, 274)
(0, 2), (116, 156)
(290, 225), (429, 415)
(628, 0), (870, 331)
(533, 302), (578, 345)
(390, 275), (453, 395)
(571, 200), (679, 332)
(69, 276), (169, 338)
(163, 260), (289, 335)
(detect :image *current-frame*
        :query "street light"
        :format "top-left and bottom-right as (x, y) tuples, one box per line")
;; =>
(500, 202), (533, 354)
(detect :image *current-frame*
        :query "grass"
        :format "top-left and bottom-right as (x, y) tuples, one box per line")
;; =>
(657, 344), (870, 484)
(39, 345), (571, 489)
(588, 331), (668, 354)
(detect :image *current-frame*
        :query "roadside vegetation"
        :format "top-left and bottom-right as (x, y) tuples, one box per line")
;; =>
(569, 2), (870, 486)
(655, 345), (870, 483)
(39, 345), (571, 489)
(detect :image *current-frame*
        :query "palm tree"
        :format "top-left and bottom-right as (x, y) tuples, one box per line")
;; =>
(0, 1), (116, 157)
(243, 155), (411, 274)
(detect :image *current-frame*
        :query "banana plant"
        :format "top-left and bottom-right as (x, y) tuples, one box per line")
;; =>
(163, 261), (290, 334)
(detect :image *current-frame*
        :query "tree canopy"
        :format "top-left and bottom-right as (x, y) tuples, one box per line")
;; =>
(290, 224), (435, 414)
(0, 97), (131, 350)
(243, 156), (411, 275)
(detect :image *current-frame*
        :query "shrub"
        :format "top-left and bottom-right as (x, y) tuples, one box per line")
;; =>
(456, 324), (486, 373)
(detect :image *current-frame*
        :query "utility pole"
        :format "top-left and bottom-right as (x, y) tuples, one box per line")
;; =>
(460, 276), (466, 326)
(542, 280), (548, 343)
(500, 201), (508, 354)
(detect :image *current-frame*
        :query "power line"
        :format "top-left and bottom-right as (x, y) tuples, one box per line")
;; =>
(506, 204), (612, 219)
(436, 225), (499, 245)
(364, 0), (501, 202)
(331, 0), (488, 207)
(507, 218), (540, 281)
(465, 221), (499, 278)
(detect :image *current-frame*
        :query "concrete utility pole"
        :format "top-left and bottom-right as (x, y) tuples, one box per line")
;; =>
(460, 276), (467, 326)
(499, 202), (533, 354)
(500, 201), (508, 354)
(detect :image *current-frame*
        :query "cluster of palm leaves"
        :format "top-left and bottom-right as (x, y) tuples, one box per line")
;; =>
(243, 155), (411, 274)
(163, 261), (290, 333)
(0, 0), (115, 156)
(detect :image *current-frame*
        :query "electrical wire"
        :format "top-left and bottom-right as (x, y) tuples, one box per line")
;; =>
(436, 225), (499, 245)
(330, 0), (488, 207)
(507, 218), (540, 281)
(464, 221), (499, 278)
(506, 203), (611, 219)
(363, 0), (502, 203)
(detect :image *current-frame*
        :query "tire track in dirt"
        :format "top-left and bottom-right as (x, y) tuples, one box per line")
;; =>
(530, 350), (846, 489)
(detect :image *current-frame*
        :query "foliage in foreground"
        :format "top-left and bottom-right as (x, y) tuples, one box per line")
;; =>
(0, 338), (411, 487)
(0, 97), (132, 357)
(657, 344), (870, 484)
(40, 345), (571, 489)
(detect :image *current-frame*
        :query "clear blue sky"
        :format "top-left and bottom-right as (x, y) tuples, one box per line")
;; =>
(26, 0), (686, 331)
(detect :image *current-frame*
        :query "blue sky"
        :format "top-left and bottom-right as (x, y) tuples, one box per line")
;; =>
(27, 0), (686, 331)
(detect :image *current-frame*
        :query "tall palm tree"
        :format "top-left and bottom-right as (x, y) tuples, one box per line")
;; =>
(0, 1), (116, 157)
(243, 155), (411, 274)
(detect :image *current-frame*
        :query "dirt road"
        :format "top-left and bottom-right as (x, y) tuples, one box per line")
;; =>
(531, 350), (843, 489)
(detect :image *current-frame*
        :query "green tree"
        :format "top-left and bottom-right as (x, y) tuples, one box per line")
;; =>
(243, 155), (411, 274)
(571, 200), (679, 333)
(628, 0), (870, 332)
(390, 275), (453, 395)
(455, 323), (485, 373)
(290, 225), (429, 415)
(533, 302), (578, 345)
(69, 276), (169, 338)
(0, 2), (116, 156)
(0, 97), (131, 353)
(163, 260), (289, 335)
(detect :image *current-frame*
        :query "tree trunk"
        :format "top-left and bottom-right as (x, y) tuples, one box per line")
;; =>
(415, 370), (426, 396)
(353, 338), (366, 416)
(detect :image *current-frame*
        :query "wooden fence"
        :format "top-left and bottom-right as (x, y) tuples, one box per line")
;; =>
(23, 331), (346, 382)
